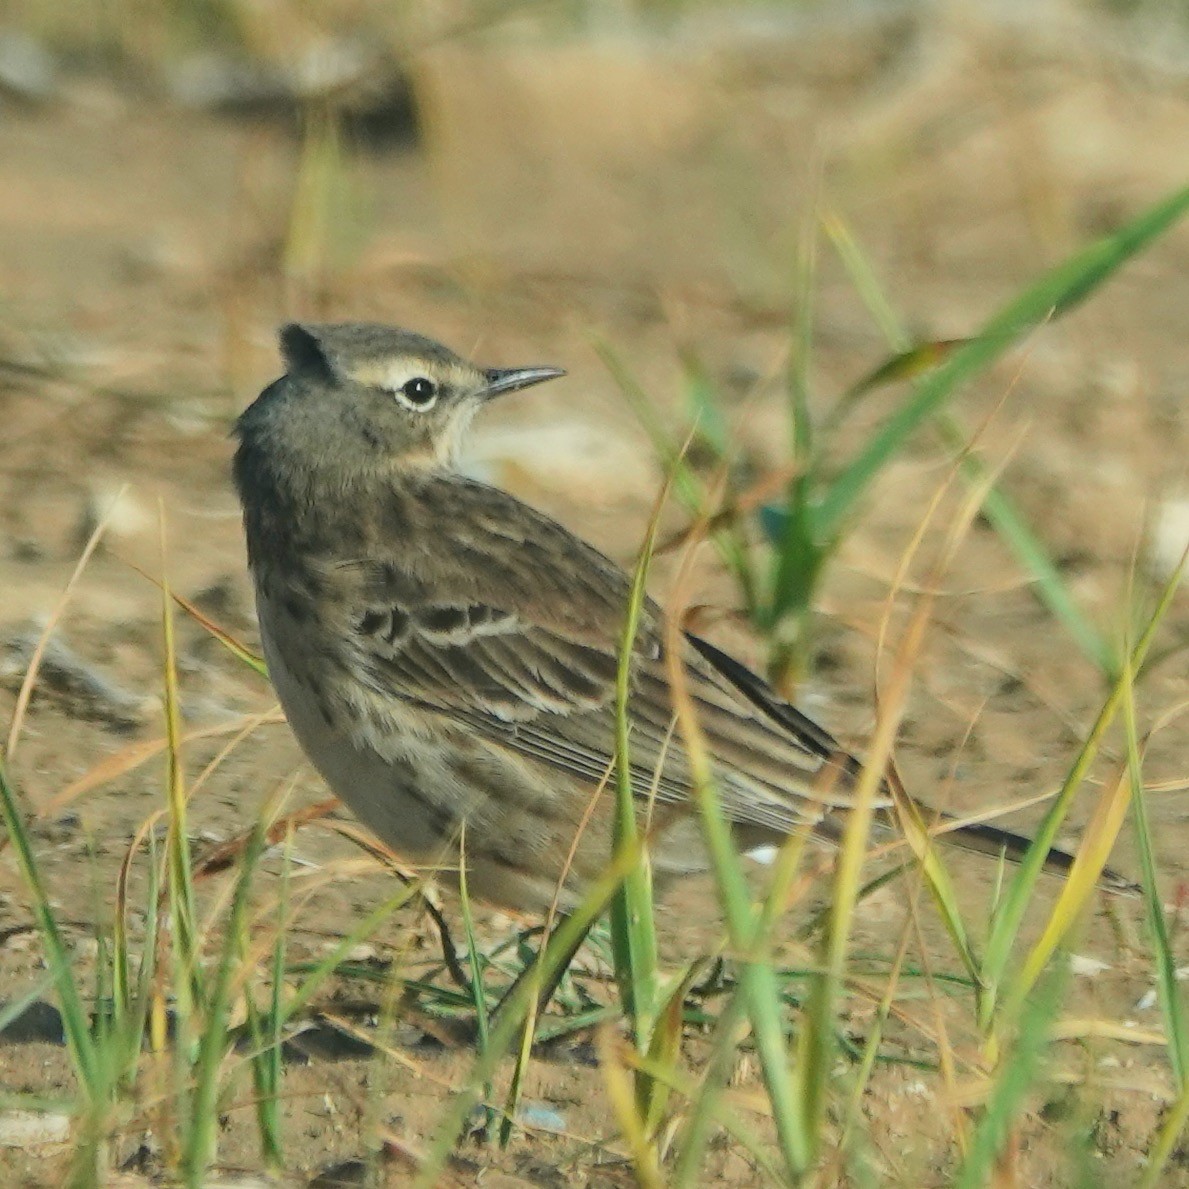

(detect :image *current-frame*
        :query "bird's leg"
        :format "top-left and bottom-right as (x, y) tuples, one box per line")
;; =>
(413, 883), (474, 994)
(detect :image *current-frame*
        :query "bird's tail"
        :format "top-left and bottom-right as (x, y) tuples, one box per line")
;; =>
(822, 754), (1141, 896)
(923, 812), (1139, 896)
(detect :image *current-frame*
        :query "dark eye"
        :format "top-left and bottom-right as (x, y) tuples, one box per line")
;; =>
(399, 376), (438, 408)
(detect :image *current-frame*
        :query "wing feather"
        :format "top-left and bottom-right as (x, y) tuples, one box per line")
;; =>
(321, 477), (884, 833)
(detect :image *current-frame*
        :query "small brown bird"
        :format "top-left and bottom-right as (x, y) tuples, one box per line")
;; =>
(233, 323), (1129, 915)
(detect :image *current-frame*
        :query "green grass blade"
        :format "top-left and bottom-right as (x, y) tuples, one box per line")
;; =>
(457, 827), (491, 1053)
(414, 848), (649, 1189)
(609, 491), (664, 1052)
(934, 417), (1113, 672)
(160, 563), (202, 1028)
(979, 552), (1182, 1030)
(593, 337), (760, 615)
(1123, 660), (1188, 1088)
(764, 206), (823, 670)
(245, 834), (290, 1171)
(605, 474), (675, 1148)
(182, 810), (270, 1182)
(0, 759), (100, 1097)
(665, 649), (810, 1174)
(826, 212), (1112, 670)
(671, 970), (750, 1186)
(629, 1042), (787, 1185)
(815, 184), (1189, 545)
(822, 211), (909, 351)
(281, 881), (423, 1027)
(787, 200), (817, 466)
(1137, 1079), (1189, 1189)
(954, 961), (1067, 1189)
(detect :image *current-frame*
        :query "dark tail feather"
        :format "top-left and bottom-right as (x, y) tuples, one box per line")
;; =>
(685, 630), (1138, 896)
(814, 805), (1140, 896)
(927, 814), (1139, 897)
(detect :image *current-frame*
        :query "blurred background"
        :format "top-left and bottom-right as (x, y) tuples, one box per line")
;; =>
(3, 0), (1187, 602)
(5, 0), (1188, 757)
(1, 2), (1188, 1179)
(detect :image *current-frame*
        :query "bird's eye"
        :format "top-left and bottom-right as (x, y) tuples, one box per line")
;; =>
(397, 376), (438, 409)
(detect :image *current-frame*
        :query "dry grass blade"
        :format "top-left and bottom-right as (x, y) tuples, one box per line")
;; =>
(597, 1024), (664, 1189)
(5, 486), (122, 761)
(193, 796), (339, 879)
(1006, 759), (1132, 1014)
(38, 711), (286, 816)
(126, 560), (269, 676)
(663, 554), (810, 1176)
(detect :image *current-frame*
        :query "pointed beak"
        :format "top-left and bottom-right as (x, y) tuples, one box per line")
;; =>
(482, 365), (566, 399)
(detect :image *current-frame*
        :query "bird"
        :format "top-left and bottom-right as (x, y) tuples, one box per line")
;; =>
(233, 322), (1132, 920)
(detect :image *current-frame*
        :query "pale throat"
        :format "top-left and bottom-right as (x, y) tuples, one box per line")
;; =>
(436, 402), (480, 467)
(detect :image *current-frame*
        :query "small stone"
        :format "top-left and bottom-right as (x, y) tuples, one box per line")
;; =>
(1068, 953), (1110, 977)
(1147, 494), (1189, 584)
(0, 622), (153, 729)
(0, 33), (57, 104)
(0, 1110), (70, 1148)
(745, 843), (778, 865)
(516, 1102), (567, 1133)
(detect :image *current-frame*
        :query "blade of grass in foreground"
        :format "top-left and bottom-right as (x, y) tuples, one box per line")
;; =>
(954, 961), (1067, 1189)
(1138, 1077), (1189, 1189)
(594, 337), (760, 615)
(610, 479), (668, 1067)
(935, 417), (1113, 673)
(597, 1025), (663, 1189)
(181, 805), (271, 1181)
(978, 550), (1183, 1038)
(413, 840), (653, 1189)
(0, 760), (100, 1097)
(767, 199), (824, 662)
(814, 184), (1189, 545)
(245, 830), (291, 1172)
(159, 552), (202, 1034)
(1004, 755), (1131, 1021)
(663, 617), (811, 1176)
(1122, 660), (1188, 1089)
(824, 208), (1118, 674)
(457, 826), (491, 1054)
(126, 562), (269, 679)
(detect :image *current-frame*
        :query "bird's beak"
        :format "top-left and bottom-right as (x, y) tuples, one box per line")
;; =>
(482, 365), (566, 399)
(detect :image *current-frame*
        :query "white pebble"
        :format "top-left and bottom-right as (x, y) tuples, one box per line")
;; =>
(1068, 953), (1110, 977)
(0, 1110), (70, 1148)
(1147, 495), (1189, 583)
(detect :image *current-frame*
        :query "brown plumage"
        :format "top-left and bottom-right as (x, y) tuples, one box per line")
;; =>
(233, 322), (1134, 913)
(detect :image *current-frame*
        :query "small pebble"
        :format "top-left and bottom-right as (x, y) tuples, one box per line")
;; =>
(1147, 494), (1189, 583)
(0, 32), (57, 103)
(1068, 953), (1110, 977)
(0, 1110), (70, 1148)
(517, 1102), (567, 1133)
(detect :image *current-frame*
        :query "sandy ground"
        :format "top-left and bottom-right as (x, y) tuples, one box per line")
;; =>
(0, 5), (1187, 1184)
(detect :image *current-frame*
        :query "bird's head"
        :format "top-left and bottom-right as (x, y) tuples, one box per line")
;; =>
(239, 322), (565, 475)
